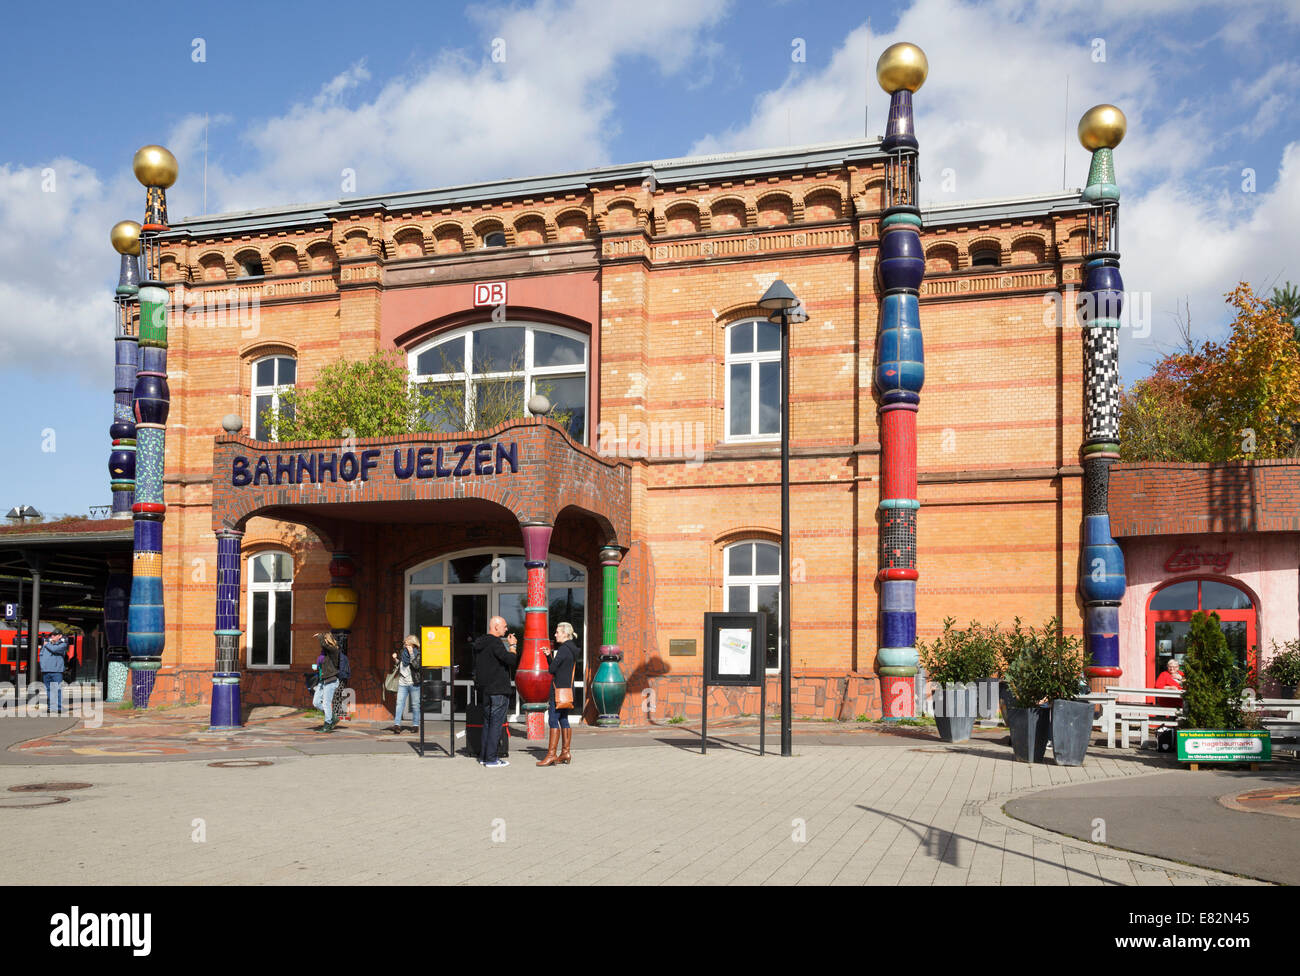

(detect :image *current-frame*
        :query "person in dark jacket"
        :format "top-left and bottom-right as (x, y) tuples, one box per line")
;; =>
(38, 633), (70, 715)
(473, 616), (516, 767)
(537, 622), (578, 766)
(391, 634), (422, 733)
(312, 633), (342, 732)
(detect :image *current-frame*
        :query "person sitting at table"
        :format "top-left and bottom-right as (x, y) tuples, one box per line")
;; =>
(1154, 658), (1183, 709)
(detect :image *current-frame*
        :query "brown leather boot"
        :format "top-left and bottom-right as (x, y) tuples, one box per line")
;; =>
(559, 728), (572, 764)
(536, 729), (560, 766)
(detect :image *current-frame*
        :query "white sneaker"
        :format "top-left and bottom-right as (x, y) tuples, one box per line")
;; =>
(483, 759), (509, 768)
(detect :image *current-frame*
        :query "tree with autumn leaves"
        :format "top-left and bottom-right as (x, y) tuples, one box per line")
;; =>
(1120, 283), (1300, 461)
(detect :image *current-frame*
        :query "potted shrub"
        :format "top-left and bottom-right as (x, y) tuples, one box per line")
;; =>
(1036, 618), (1091, 766)
(995, 617), (1030, 724)
(919, 618), (999, 743)
(1262, 639), (1300, 698)
(1002, 622), (1052, 763)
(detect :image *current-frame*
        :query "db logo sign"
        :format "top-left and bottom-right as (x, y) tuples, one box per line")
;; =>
(473, 282), (507, 307)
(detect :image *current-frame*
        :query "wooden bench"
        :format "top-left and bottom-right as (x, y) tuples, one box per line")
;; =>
(1108, 687), (1183, 749)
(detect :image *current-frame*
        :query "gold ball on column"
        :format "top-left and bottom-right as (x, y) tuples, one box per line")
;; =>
(1078, 104), (1127, 151)
(876, 42), (929, 93)
(132, 145), (178, 188)
(111, 220), (142, 255)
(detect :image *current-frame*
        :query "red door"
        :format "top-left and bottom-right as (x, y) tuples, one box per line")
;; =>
(1146, 577), (1257, 686)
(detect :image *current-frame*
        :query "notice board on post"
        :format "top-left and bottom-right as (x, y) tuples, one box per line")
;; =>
(701, 611), (767, 755)
(420, 627), (451, 667)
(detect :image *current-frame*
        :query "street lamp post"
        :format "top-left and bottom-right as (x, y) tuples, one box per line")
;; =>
(758, 280), (805, 757)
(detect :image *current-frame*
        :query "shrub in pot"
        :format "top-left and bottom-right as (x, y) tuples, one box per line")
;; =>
(919, 618), (999, 743)
(1183, 611), (1246, 730)
(1262, 639), (1300, 699)
(1033, 618), (1091, 766)
(1002, 624), (1052, 763)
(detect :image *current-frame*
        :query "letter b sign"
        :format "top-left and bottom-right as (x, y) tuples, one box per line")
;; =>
(473, 282), (507, 307)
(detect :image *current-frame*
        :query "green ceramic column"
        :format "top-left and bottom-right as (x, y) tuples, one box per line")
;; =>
(590, 546), (627, 727)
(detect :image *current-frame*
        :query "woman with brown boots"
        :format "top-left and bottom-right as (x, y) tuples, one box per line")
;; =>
(537, 622), (578, 766)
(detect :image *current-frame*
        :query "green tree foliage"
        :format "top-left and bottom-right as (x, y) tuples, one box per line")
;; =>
(1271, 281), (1300, 344)
(1182, 610), (1245, 729)
(263, 351), (433, 441)
(1118, 373), (1219, 462)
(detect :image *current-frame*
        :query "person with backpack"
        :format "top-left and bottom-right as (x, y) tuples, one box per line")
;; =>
(312, 632), (343, 733)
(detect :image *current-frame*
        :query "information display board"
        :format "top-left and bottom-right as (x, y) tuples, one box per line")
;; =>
(420, 626), (451, 667)
(701, 611), (768, 756)
(1176, 729), (1272, 764)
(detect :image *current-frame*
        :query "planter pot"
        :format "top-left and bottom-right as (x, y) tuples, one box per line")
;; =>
(1280, 685), (1297, 699)
(1007, 705), (1051, 763)
(1051, 698), (1093, 766)
(935, 714), (975, 743)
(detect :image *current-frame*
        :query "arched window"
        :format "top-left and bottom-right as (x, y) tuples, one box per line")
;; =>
(970, 247), (1000, 268)
(250, 355), (296, 440)
(726, 319), (781, 441)
(409, 323), (588, 442)
(1146, 577), (1257, 685)
(247, 551), (293, 668)
(723, 540), (781, 671)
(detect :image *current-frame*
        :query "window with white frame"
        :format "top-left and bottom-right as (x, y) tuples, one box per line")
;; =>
(723, 540), (781, 670)
(409, 324), (588, 442)
(250, 355), (296, 441)
(247, 551), (293, 668)
(726, 319), (781, 440)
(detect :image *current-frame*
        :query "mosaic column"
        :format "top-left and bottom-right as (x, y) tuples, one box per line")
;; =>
(109, 221), (141, 520)
(103, 557), (131, 703)
(873, 43), (928, 718)
(590, 545), (627, 727)
(516, 522), (554, 734)
(211, 529), (244, 729)
(1075, 106), (1128, 689)
(126, 145), (177, 707)
(325, 553), (358, 722)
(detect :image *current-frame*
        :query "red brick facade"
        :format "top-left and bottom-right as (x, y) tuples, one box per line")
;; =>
(145, 142), (1093, 723)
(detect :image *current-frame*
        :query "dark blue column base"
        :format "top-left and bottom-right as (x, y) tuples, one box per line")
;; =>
(209, 673), (242, 729)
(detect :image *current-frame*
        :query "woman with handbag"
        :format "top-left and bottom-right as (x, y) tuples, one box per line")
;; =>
(389, 635), (421, 733)
(537, 622), (579, 766)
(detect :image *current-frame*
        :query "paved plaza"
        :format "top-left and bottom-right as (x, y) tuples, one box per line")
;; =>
(1, 709), (1294, 885)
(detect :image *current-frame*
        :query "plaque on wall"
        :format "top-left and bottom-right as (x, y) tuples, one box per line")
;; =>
(668, 639), (696, 657)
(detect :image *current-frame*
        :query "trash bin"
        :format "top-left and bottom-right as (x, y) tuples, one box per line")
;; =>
(465, 701), (509, 757)
(421, 678), (447, 715)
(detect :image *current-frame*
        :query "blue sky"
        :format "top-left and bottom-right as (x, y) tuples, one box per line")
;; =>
(3, 0), (1298, 516)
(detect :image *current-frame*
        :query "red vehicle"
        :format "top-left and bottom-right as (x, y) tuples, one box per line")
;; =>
(0, 630), (81, 682)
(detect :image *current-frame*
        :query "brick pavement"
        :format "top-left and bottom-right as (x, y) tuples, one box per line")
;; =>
(0, 738), (1264, 886)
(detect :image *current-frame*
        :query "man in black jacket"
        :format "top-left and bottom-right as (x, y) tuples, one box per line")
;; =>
(473, 616), (517, 767)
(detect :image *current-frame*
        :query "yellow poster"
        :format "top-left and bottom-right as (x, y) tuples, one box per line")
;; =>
(420, 626), (451, 667)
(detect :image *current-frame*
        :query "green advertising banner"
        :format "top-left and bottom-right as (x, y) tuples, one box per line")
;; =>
(1176, 729), (1272, 763)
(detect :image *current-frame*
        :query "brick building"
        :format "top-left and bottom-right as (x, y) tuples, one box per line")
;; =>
(144, 138), (1101, 724)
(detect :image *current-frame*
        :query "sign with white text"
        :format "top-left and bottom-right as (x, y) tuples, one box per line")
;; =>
(473, 281), (507, 307)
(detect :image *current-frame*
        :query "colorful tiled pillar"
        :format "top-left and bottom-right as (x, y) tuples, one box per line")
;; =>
(873, 43), (928, 719)
(517, 522), (554, 739)
(103, 557), (130, 703)
(211, 528), (244, 729)
(126, 144), (177, 707)
(1076, 105), (1128, 690)
(590, 545), (627, 727)
(325, 553), (358, 721)
(109, 220), (141, 520)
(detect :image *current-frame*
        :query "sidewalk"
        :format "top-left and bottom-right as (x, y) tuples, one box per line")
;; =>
(1, 707), (1293, 885)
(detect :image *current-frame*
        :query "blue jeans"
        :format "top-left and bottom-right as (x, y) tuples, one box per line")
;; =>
(43, 675), (63, 714)
(315, 679), (339, 723)
(480, 694), (509, 763)
(395, 683), (421, 728)
(547, 699), (570, 730)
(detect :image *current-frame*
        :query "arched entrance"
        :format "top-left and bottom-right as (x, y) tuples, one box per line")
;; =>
(1146, 577), (1258, 685)
(405, 548), (588, 720)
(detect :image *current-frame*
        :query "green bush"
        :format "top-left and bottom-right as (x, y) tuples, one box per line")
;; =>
(1002, 617), (1088, 707)
(1183, 611), (1245, 729)
(1262, 639), (1300, 692)
(918, 618), (1000, 685)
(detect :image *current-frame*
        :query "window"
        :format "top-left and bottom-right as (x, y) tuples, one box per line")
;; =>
(247, 551), (293, 668)
(723, 540), (781, 670)
(970, 247), (1000, 268)
(251, 355), (296, 440)
(1146, 578), (1257, 685)
(726, 319), (781, 440)
(484, 231), (508, 248)
(409, 324), (587, 442)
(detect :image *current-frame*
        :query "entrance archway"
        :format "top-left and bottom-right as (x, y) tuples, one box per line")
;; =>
(404, 548), (588, 720)
(1145, 577), (1258, 685)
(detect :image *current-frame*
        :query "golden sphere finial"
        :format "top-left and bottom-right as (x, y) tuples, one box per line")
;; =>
(876, 42), (928, 94)
(111, 220), (142, 256)
(1078, 104), (1126, 151)
(132, 145), (178, 188)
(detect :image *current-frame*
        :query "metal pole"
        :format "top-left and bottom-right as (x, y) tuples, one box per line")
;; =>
(28, 569), (41, 680)
(780, 308), (793, 757)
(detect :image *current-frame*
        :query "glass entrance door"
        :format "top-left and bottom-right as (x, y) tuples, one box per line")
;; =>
(448, 592), (487, 719)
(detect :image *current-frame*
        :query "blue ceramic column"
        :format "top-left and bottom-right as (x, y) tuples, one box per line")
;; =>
(109, 221), (141, 520)
(873, 42), (928, 718)
(1075, 106), (1128, 687)
(211, 528), (244, 729)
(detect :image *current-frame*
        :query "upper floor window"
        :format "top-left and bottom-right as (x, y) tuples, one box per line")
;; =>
(723, 540), (781, 671)
(483, 231), (508, 248)
(970, 247), (1000, 268)
(409, 324), (587, 442)
(247, 551), (293, 669)
(726, 319), (781, 441)
(251, 355), (296, 440)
